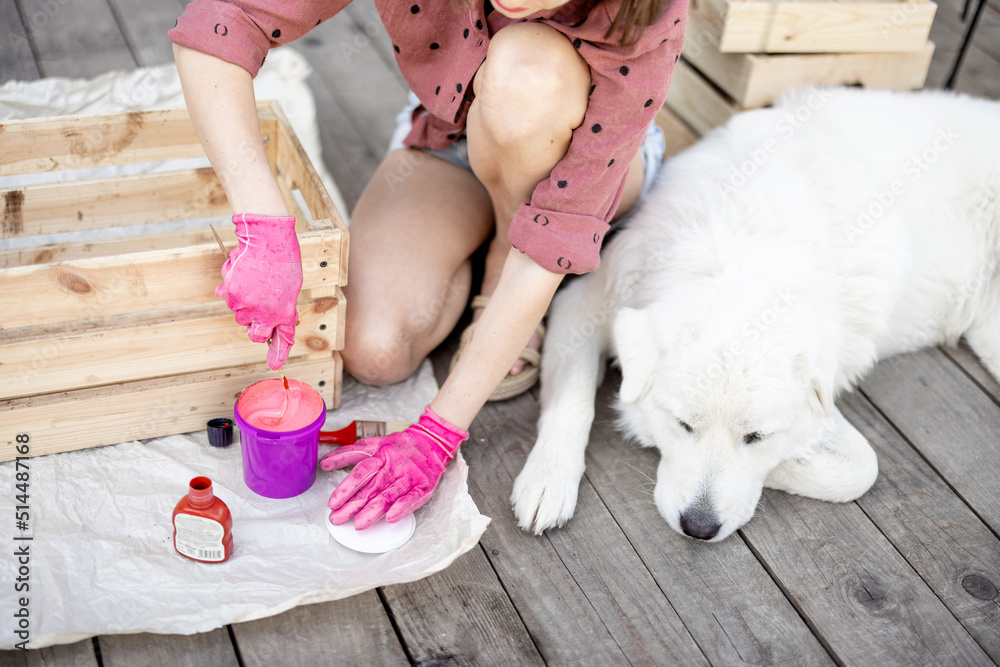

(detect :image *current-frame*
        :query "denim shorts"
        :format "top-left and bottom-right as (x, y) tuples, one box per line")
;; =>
(388, 91), (666, 203)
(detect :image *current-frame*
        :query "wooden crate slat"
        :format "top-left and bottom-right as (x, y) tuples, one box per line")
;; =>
(0, 229), (343, 329)
(715, 0), (938, 53)
(684, 7), (934, 107)
(0, 168), (230, 239)
(664, 59), (740, 136)
(655, 106), (700, 157)
(0, 353), (341, 461)
(274, 105), (350, 286)
(0, 105), (279, 177)
(1, 293), (344, 399)
(0, 225), (239, 269)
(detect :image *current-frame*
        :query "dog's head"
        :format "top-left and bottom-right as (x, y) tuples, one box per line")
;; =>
(612, 274), (841, 542)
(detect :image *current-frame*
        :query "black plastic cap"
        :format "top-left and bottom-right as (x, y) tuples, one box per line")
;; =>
(207, 418), (234, 447)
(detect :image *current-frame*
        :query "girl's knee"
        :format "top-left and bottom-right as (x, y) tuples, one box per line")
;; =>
(474, 23), (590, 144)
(341, 320), (421, 386)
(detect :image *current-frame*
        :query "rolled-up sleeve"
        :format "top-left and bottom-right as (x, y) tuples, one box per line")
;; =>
(169, 0), (348, 77)
(508, 0), (687, 274)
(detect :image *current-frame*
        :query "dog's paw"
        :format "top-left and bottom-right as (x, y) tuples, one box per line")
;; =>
(510, 449), (585, 535)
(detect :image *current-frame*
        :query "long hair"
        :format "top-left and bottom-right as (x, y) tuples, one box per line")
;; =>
(599, 0), (671, 46)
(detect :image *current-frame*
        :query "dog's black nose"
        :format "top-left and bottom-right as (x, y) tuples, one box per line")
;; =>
(679, 511), (721, 540)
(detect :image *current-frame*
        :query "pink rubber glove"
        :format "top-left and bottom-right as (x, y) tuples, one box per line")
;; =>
(320, 406), (469, 529)
(216, 213), (302, 370)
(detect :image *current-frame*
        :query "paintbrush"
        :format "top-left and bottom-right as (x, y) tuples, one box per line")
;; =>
(209, 223), (229, 257)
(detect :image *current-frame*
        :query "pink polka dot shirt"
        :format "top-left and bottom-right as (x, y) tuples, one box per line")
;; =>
(169, 0), (687, 274)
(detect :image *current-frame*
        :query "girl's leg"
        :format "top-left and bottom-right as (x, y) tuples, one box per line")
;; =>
(341, 149), (494, 385)
(466, 22), (646, 372)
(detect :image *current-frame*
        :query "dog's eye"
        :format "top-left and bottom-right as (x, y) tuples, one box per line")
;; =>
(743, 432), (764, 445)
(678, 420), (693, 433)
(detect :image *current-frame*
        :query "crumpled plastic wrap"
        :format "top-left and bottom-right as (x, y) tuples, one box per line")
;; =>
(0, 362), (490, 649)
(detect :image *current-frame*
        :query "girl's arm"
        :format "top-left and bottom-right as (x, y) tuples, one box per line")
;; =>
(173, 44), (288, 217)
(431, 248), (564, 430)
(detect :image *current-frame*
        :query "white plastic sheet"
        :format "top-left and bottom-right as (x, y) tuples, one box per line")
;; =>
(0, 363), (490, 649)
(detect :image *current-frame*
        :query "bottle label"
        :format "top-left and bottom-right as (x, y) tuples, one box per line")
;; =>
(174, 513), (226, 562)
(356, 420), (388, 439)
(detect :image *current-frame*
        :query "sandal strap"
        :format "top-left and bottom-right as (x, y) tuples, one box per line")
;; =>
(518, 346), (541, 367)
(470, 294), (491, 310)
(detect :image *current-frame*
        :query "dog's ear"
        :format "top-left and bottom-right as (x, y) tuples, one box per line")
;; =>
(796, 353), (836, 417)
(614, 308), (657, 403)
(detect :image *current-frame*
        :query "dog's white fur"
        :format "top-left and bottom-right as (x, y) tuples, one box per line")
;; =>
(511, 87), (1000, 542)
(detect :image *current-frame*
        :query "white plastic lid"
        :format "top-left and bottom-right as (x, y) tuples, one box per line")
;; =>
(326, 512), (416, 553)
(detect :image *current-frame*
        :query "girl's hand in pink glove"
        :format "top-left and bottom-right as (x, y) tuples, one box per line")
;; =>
(320, 406), (469, 529)
(216, 214), (303, 370)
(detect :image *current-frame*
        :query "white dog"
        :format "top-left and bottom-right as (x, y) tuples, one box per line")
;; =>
(511, 87), (1000, 542)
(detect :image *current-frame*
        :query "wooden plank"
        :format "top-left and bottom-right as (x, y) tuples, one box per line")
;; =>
(272, 103), (346, 231)
(839, 390), (1000, 662)
(1, 293), (344, 399)
(301, 68), (378, 211)
(951, 27), (1000, 99)
(295, 12), (409, 159)
(0, 352), (340, 461)
(106, 0), (187, 67)
(743, 487), (991, 663)
(684, 4), (934, 109)
(231, 592), (409, 666)
(945, 342), (1000, 404)
(0, 225), (238, 269)
(344, 0), (408, 89)
(0, 0), (41, 82)
(16, 0), (135, 77)
(585, 370), (836, 665)
(0, 168), (229, 238)
(97, 629), (238, 667)
(859, 348), (1000, 535)
(711, 0), (938, 53)
(655, 106), (699, 158)
(382, 548), (546, 665)
(0, 638), (99, 666)
(0, 109), (205, 176)
(731, 43), (934, 108)
(664, 59), (739, 136)
(0, 224), (343, 329)
(274, 108), (349, 286)
(464, 395), (713, 665)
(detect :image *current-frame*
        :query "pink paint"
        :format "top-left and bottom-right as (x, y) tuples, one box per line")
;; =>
(236, 378), (324, 432)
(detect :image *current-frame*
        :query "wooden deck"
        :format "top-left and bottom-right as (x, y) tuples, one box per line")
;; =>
(3, 0), (1000, 664)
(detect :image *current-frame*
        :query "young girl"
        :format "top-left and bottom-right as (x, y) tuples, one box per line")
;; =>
(169, 0), (686, 531)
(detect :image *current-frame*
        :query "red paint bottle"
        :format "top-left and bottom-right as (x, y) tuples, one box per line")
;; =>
(172, 477), (234, 563)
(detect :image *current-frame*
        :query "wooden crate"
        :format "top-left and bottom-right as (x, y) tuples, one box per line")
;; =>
(684, 7), (935, 107)
(0, 101), (348, 460)
(689, 0), (937, 53)
(665, 58), (742, 136)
